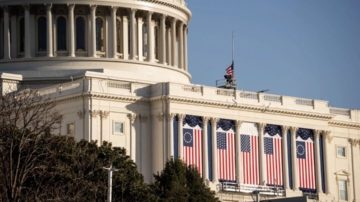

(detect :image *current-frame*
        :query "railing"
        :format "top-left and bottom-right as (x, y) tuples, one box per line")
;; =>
(106, 81), (131, 90)
(330, 107), (351, 116)
(240, 91), (258, 100)
(221, 182), (284, 196)
(295, 99), (313, 106)
(264, 95), (281, 103)
(216, 89), (235, 97)
(182, 85), (202, 93)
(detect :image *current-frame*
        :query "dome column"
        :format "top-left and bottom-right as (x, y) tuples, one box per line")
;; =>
(110, 6), (118, 58)
(68, 4), (75, 57)
(184, 26), (188, 71)
(137, 16), (143, 61)
(90, 5), (97, 58)
(179, 22), (184, 69)
(146, 11), (154, 62)
(24, 5), (31, 58)
(122, 14), (129, 60)
(2, 6), (10, 59)
(46, 4), (53, 57)
(160, 15), (167, 64)
(166, 26), (171, 66)
(130, 9), (137, 60)
(171, 18), (177, 67)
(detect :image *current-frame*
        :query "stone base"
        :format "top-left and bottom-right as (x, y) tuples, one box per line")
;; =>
(285, 189), (303, 197)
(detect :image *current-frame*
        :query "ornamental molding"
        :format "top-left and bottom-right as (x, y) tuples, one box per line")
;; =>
(210, 117), (219, 125)
(258, 123), (266, 132)
(89, 110), (100, 118)
(155, 113), (164, 122)
(313, 129), (321, 138)
(139, 114), (148, 122)
(290, 127), (298, 136)
(128, 113), (137, 123)
(349, 138), (360, 147)
(100, 111), (110, 119)
(77, 110), (85, 119)
(135, 0), (190, 19)
(235, 120), (243, 129)
(329, 121), (360, 129)
(281, 125), (289, 134)
(177, 114), (186, 121)
(166, 113), (176, 121)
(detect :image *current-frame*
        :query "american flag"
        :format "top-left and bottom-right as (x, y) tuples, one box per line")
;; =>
(264, 136), (283, 186)
(297, 138), (315, 190)
(241, 134), (259, 185)
(217, 131), (235, 181)
(183, 127), (202, 175)
(226, 62), (234, 78)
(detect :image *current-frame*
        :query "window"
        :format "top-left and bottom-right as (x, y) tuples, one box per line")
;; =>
(57, 17), (67, 51)
(339, 180), (347, 201)
(114, 122), (124, 134)
(76, 17), (85, 51)
(67, 123), (74, 135)
(96, 18), (103, 51)
(19, 18), (25, 52)
(337, 146), (346, 157)
(38, 17), (47, 51)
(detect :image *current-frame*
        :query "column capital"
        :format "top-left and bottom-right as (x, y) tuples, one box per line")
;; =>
(67, 3), (75, 11)
(90, 4), (97, 11)
(45, 4), (52, 11)
(290, 126), (298, 135)
(155, 113), (164, 122)
(202, 116), (210, 123)
(171, 18), (177, 24)
(166, 113), (176, 122)
(210, 117), (219, 125)
(161, 14), (168, 20)
(313, 129), (321, 138)
(100, 111), (109, 119)
(110, 6), (118, 13)
(258, 123), (266, 132)
(89, 110), (100, 118)
(281, 125), (289, 133)
(235, 120), (243, 129)
(129, 8), (137, 13)
(23, 4), (30, 11)
(139, 114), (148, 123)
(2, 5), (9, 12)
(323, 130), (333, 143)
(349, 138), (359, 147)
(147, 11), (154, 16)
(128, 113), (137, 123)
(177, 114), (186, 121)
(77, 110), (85, 119)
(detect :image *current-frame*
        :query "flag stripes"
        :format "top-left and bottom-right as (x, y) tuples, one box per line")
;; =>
(265, 137), (283, 185)
(217, 132), (235, 181)
(183, 128), (202, 176)
(241, 134), (259, 185)
(297, 140), (315, 190)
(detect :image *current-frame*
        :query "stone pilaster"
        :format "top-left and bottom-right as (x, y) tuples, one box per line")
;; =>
(314, 129), (323, 194)
(90, 5), (97, 57)
(46, 4), (53, 57)
(211, 117), (219, 183)
(68, 4), (75, 57)
(258, 123), (266, 185)
(235, 120), (243, 184)
(202, 116), (210, 180)
(178, 114), (186, 159)
(290, 127), (299, 191)
(128, 113), (137, 162)
(167, 113), (176, 158)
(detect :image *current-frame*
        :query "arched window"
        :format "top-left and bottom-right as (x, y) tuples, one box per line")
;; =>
(116, 19), (121, 53)
(57, 17), (67, 51)
(76, 17), (85, 51)
(19, 18), (25, 52)
(38, 17), (47, 51)
(96, 18), (103, 51)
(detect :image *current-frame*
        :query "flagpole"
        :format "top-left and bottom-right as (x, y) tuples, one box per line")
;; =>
(232, 31), (234, 62)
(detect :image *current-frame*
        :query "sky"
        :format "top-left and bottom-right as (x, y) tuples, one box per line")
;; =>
(186, 0), (360, 110)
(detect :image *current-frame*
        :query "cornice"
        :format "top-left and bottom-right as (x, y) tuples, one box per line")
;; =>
(152, 96), (333, 121)
(135, 0), (191, 19)
(329, 121), (360, 129)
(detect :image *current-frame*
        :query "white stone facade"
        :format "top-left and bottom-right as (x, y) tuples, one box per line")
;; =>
(0, 1), (360, 202)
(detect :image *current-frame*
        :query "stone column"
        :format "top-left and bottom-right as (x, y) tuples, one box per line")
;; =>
(323, 131), (333, 195)
(129, 9), (137, 60)
(178, 114), (185, 159)
(282, 126), (290, 189)
(184, 26), (188, 71)
(68, 4), (75, 57)
(90, 5), (97, 57)
(167, 114), (175, 158)
(137, 17), (143, 61)
(110, 6), (118, 58)
(350, 138), (360, 202)
(160, 15), (167, 64)
(202, 117), (210, 180)
(3, 6), (10, 59)
(122, 15), (128, 60)
(146, 11), (154, 62)
(235, 120), (243, 184)
(24, 5), (31, 58)
(166, 26), (171, 66)
(258, 123), (266, 184)
(211, 117), (219, 183)
(128, 114), (137, 162)
(171, 18), (177, 67)
(314, 130), (323, 194)
(178, 22), (184, 69)
(46, 4), (53, 57)
(291, 127), (299, 191)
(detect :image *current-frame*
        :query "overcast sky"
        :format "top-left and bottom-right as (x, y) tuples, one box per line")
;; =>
(187, 0), (360, 110)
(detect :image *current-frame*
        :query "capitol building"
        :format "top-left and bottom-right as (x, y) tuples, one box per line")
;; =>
(0, 0), (359, 201)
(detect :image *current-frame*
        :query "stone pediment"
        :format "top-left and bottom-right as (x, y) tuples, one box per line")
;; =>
(334, 169), (351, 177)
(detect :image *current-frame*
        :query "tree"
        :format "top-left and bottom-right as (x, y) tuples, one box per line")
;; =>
(151, 158), (219, 202)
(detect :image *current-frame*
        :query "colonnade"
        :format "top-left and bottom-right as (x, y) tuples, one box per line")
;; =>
(167, 114), (333, 194)
(0, 4), (188, 70)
